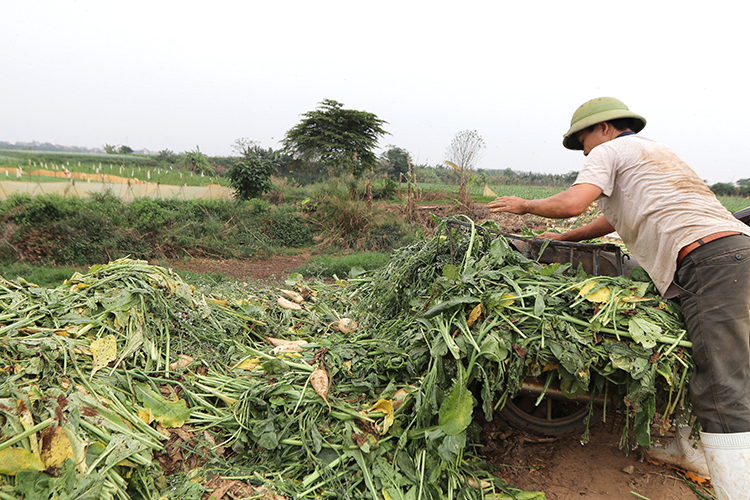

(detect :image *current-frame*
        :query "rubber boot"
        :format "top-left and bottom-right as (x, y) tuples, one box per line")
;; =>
(646, 425), (710, 479)
(700, 431), (750, 500)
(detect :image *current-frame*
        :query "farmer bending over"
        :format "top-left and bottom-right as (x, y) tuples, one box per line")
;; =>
(488, 97), (750, 499)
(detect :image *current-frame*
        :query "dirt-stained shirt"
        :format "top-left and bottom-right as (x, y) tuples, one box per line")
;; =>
(573, 135), (750, 297)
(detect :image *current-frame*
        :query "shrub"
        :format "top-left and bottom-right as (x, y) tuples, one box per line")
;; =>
(2, 194), (83, 226)
(228, 156), (276, 200)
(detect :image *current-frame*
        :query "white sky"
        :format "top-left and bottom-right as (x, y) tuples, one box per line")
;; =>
(1, 1), (748, 184)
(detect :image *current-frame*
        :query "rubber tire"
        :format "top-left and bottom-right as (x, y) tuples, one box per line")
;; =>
(500, 394), (594, 437)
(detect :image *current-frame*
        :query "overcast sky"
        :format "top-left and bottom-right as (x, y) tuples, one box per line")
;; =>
(2, 1), (747, 184)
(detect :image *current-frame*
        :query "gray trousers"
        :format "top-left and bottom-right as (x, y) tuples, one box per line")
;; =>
(676, 234), (750, 433)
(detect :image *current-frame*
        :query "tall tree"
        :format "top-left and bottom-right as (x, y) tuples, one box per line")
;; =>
(381, 145), (411, 179)
(282, 99), (389, 178)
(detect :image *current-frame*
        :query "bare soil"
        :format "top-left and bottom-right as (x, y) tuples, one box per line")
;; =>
(481, 413), (706, 499)
(164, 206), (712, 500)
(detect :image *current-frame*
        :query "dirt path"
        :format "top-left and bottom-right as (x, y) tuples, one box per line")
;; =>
(165, 253), (313, 283)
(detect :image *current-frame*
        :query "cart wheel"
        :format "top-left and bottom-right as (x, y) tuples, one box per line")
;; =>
(500, 393), (593, 437)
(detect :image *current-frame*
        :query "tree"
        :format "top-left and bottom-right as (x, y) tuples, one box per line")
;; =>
(282, 99), (389, 178)
(445, 130), (485, 206)
(157, 149), (177, 163)
(381, 146), (411, 179)
(103, 144), (117, 154)
(232, 138), (292, 175)
(118, 145), (134, 154)
(228, 155), (276, 200)
(183, 146), (213, 175)
(709, 182), (737, 196)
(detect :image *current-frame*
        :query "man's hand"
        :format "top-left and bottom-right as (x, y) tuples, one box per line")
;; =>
(487, 196), (529, 214)
(485, 184), (602, 219)
(535, 232), (565, 240)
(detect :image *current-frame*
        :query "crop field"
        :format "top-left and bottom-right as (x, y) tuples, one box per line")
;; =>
(0, 149), (226, 187)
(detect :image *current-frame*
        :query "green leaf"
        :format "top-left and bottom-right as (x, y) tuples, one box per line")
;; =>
(134, 382), (190, 428)
(439, 381), (475, 435)
(442, 264), (459, 280)
(423, 296), (480, 319)
(489, 236), (509, 264)
(437, 432), (466, 462)
(480, 334), (508, 362)
(533, 291), (545, 317)
(628, 316), (662, 349)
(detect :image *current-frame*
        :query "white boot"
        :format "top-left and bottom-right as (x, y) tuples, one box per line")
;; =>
(700, 431), (750, 500)
(646, 425), (710, 479)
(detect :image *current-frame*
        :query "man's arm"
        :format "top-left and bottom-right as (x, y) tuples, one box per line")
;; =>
(538, 215), (615, 242)
(487, 183), (602, 218)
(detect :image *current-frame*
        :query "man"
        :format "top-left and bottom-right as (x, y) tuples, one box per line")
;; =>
(488, 97), (750, 499)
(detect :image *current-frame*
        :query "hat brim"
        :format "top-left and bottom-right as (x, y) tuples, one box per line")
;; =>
(563, 110), (647, 150)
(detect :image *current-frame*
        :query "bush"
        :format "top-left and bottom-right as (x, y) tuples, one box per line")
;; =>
(1, 194), (83, 226)
(228, 156), (276, 200)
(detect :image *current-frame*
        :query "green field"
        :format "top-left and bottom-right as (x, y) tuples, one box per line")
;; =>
(0, 149), (227, 186)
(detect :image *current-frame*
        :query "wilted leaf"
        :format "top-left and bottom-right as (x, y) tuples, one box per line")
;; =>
(0, 448), (45, 475)
(90, 335), (117, 377)
(368, 399), (395, 435)
(467, 303), (482, 327)
(134, 382), (190, 428)
(234, 357), (261, 371)
(39, 426), (74, 468)
(579, 281), (611, 303)
(17, 399), (39, 458)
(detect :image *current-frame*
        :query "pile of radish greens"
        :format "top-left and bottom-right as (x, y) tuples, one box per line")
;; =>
(0, 218), (692, 500)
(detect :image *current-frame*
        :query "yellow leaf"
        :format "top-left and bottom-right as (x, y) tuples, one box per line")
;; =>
(0, 448), (45, 475)
(468, 303), (482, 327)
(497, 294), (515, 308)
(70, 282), (90, 292)
(368, 399), (395, 435)
(138, 408), (155, 424)
(90, 334), (117, 377)
(280, 352), (302, 359)
(39, 426), (74, 468)
(234, 357), (261, 371)
(578, 281), (611, 303)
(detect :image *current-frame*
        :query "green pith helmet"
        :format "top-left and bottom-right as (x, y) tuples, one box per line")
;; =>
(563, 97), (647, 150)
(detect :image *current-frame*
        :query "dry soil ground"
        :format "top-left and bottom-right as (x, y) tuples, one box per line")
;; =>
(164, 208), (713, 500)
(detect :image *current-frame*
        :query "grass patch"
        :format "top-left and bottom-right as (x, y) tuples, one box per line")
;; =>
(295, 251), (390, 279)
(0, 263), (81, 287)
(719, 195), (750, 214)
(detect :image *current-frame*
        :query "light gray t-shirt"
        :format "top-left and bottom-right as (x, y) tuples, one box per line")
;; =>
(574, 135), (749, 297)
